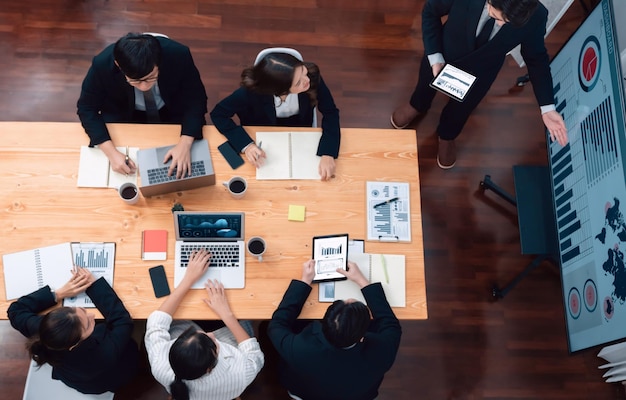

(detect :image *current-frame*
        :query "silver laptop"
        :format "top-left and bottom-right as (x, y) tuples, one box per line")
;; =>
(173, 211), (246, 289)
(137, 139), (215, 197)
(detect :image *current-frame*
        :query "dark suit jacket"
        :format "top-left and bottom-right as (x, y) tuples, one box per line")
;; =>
(7, 278), (138, 394)
(268, 280), (402, 400)
(77, 37), (208, 146)
(210, 75), (340, 158)
(423, 0), (554, 106)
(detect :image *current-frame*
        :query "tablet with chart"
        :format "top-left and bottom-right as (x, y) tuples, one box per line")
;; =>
(64, 242), (116, 307)
(548, 0), (626, 352)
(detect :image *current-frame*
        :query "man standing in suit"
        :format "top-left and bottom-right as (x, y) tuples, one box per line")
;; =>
(267, 260), (402, 400)
(77, 33), (208, 178)
(391, 0), (568, 169)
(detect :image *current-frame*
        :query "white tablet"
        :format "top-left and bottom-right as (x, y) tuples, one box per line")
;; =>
(311, 233), (349, 283)
(430, 63), (477, 102)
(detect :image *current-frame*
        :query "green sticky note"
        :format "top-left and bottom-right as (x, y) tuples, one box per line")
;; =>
(288, 205), (306, 222)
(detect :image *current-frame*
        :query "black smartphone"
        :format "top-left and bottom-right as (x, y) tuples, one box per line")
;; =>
(218, 141), (245, 169)
(148, 265), (170, 298)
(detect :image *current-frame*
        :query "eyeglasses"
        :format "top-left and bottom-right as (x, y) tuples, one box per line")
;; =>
(125, 75), (159, 85)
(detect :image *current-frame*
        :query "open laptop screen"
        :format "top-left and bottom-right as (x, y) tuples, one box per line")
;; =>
(174, 212), (244, 242)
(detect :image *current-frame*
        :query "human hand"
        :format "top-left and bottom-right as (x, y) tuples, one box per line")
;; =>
(318, 155), (336, 181)
(202, 279), (234, 319)
(55, 267), (96, 301)
(102, 144), (137, 175)
(182, 249), (211, 285)
(542, 110), (568, 146)
(243, 143), (266, 168)
(301, 259), (315, 285)
(163, 136), (194, 179)
(337, 261), (369, 288)
(431, 63), (444, 77)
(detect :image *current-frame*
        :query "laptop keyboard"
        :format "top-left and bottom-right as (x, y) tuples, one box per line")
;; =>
(147, 161), (206, 185)
(180, 243), (241, 268)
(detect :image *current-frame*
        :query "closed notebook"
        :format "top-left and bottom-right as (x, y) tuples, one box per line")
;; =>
(142, 230), (168, 260)
(335, 253), (406, 307)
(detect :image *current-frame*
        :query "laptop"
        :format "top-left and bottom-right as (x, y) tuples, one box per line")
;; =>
(136, 139), (215, 197)
(173, 211), (246, 289)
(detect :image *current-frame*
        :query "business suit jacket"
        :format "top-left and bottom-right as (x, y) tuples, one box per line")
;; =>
(423, 0), (553, 106)
(7, 278), (139, 394)
(77, 37), (208, 146)
(210, 74), (340, 158)
(267, 280), (402, 400)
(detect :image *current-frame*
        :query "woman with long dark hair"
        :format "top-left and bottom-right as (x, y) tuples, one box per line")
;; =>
(8, 267), (139, 394)
(210, 50), (340, 181)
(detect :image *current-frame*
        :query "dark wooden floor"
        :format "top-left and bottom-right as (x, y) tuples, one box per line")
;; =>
(1, 0), (624, 399)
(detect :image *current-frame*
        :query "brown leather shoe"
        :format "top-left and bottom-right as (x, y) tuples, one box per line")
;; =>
(390, 104), (419, 129)
(437, 138), (456, 169)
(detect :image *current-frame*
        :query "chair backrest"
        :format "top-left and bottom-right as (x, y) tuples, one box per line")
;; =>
(23, 360), (114, 400)
(253, 47), (317, 128)
(143, 32), (170, 39)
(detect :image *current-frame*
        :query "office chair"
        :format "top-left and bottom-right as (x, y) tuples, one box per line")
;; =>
(23, 360), (114, 400)
(254, 47), (318, 128)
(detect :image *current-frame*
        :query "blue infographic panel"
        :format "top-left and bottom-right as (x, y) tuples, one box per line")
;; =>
(548, 0), (626, 351)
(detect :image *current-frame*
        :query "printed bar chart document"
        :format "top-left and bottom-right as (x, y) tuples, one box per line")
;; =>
(255, 131), (321, 180)
(366, 181), (411, 242)
(64, 242), (116, 308)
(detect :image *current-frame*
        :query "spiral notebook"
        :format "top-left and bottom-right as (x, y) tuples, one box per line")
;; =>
(3, 242), (74, 300)
(255, 131), (321, 180)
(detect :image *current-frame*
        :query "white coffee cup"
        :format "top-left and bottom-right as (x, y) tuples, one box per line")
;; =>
(247, 236), (266, 261)
(223, 176), (247, 199)
(118, 182), (139, 205)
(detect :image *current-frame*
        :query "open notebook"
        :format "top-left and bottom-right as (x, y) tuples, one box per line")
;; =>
(77, 146), (139, 188)
(255, 131), (321, 180)
(334, 252), (406, 307)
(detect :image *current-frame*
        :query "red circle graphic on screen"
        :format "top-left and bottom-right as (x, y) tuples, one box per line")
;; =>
(578, 36), (601, 92)
(568, 287), (581, 319)
(583, 279), (597, 313)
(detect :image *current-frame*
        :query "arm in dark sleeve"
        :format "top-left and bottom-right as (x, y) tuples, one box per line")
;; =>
(7, 286), (57, 338)
(77, 57), (113, 147)
(86, 277), (134, 354)
(520, 5), (554, 106)
(267, 280), (312, 360)
(422, 0), (454, 56)
(316, 75), (341, 158)
(361, 283), (402, 367)
(172, 46), (207, 139)
(210, 88), (256, 151)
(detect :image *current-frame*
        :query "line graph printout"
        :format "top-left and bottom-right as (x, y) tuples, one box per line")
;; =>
(548, 0), (626, 352)
(63, 242), (115, 308)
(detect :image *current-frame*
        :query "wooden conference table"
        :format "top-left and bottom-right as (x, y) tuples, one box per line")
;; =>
(0, 122), (426, 320)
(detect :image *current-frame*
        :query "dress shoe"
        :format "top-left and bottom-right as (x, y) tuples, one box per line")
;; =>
(390, 104), (419, 129)
(437, 138), (456, 169)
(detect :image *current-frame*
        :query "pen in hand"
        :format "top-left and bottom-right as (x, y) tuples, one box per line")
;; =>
(124, 146), (130, 166)
(373, 197), (399, 209)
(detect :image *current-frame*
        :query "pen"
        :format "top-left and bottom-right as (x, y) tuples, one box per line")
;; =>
(124, 146), (130, 166)
(257, 141), (263, 149)
(373, 197), (399, 208)
(380, 254), (389, 284)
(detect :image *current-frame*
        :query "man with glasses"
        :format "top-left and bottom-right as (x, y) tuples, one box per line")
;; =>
(77, 33), (208, 178)
(391, 0), (568, 169)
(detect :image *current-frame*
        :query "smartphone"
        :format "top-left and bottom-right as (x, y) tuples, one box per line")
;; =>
(218, 141), (245, 169)
(148, 265), (171, 298)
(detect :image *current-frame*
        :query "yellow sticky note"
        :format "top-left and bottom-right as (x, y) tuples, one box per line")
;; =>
(288, 205), (306, 222)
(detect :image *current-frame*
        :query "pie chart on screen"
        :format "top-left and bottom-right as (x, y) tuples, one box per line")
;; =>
(583, 279), (597, 313)
(578, 36), (601, 92)
(568, 287), (581, 320)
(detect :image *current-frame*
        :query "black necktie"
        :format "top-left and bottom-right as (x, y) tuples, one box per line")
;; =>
(142, 89), (161, 123)
(476, 17), (495, 49)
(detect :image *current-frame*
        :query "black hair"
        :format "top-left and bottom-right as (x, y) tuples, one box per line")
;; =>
(241, 52), (320, 106)
(321, 300), (371, 348)
(113, 33), (162, 79)
(27, 307), (82, 367)
(489, 0), (538, 27)
(168, 327), (218, 400)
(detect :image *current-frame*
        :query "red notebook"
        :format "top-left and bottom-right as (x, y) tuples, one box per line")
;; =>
(142, 230), (167, 260)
